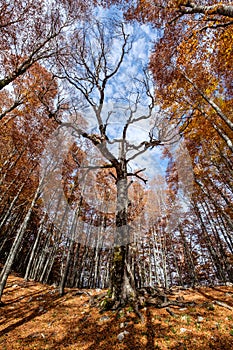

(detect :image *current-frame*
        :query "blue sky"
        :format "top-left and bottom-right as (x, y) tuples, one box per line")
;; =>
(80, 6), (168, 180)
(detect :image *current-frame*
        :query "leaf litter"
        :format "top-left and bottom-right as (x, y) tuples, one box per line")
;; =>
(0, 275), (233, 349)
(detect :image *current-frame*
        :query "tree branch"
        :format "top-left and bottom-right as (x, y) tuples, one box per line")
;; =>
(127, 168), (147, 184)
(180, 3), (233, 18)
(0, 98), (24, 121)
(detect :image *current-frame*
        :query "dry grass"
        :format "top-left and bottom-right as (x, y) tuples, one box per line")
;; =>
(1, 275), (233, 349)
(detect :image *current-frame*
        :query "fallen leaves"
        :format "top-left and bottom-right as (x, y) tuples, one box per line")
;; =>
(1, 275), (233, 349)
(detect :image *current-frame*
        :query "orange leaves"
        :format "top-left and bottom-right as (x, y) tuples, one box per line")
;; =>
(0, 57), (60, 225)
(112, 2), (233, 248)
(128, 181), (147, 221)
(12, 62), (58, 116)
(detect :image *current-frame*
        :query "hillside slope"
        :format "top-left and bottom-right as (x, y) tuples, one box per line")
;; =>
(1, 275), (233, 349)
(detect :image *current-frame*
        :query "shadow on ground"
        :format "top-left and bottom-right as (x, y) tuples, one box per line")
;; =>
(1, 278), (233, 349)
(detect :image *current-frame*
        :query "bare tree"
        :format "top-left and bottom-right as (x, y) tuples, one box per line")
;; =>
(53, 18), (164, 309)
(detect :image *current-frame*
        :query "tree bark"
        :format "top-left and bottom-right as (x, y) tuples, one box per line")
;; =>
(109, 171), (137, 307)
(180, 3), (233, 18)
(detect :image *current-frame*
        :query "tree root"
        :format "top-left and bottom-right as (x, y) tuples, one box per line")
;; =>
(214, 300), (232, 310)
(87, 286), (197, 322)
(133, 302), (145, 322)
(166, 307), (177, 317)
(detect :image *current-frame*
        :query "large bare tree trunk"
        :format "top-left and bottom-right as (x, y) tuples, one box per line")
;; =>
(110, 173), (136, 308)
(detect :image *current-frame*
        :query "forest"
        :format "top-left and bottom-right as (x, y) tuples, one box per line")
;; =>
(0, 0), (233, 342)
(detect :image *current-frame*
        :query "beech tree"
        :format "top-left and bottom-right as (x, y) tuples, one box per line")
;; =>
(51, 18), (168, 309)
(0, 0), (91, 120)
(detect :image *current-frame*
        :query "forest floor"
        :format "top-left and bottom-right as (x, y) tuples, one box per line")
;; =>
(1, 275), (233, 349)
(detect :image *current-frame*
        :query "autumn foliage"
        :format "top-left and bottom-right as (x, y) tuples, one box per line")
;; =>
(0, 0), (233, 311)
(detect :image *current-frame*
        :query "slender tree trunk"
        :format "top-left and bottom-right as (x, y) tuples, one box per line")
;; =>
(0, 211), (24, 255)
(24, 212), (47, 281)
(0, 182), (41, 301)
(59, 239), (74, 295)
(179, 224), (198, 286)
(70, 242), (80, 287)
